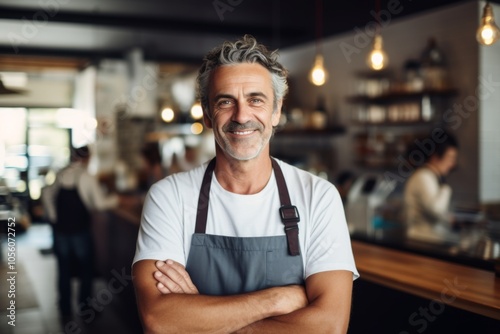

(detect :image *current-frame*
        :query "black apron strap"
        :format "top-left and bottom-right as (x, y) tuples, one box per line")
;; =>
(195, 158), (216, 233)
(271, 158), (301, 256)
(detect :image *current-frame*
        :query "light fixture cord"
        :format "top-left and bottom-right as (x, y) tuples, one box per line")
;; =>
(315, 0), (323, 55)
(375, 0), (381, 35)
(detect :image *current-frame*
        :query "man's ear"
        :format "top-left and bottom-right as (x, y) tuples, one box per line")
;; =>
(203, 109), (213, 129)
(272, 100), (283, 127)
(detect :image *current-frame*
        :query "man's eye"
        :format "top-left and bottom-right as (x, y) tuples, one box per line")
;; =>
(217, 100), (233, 108)
(250, 98), (263, 104)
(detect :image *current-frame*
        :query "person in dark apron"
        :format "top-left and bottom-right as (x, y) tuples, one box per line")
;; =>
(133, 35), (358, 333)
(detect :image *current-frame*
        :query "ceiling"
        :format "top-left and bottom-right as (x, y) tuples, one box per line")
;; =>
(0, 0), (490, 65)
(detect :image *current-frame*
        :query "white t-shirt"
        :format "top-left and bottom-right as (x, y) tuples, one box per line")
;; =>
(133, 159), (359, 280)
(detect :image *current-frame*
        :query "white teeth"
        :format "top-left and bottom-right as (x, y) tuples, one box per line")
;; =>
(234, 130), (253, 135)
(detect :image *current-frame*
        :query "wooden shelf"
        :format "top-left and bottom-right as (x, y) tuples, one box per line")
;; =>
(274, 126), (346, 137)
(347, 88), (458, 105)
(350, 120), (436, 127)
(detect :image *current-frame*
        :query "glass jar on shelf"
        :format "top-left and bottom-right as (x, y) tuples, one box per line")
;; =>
(420, 37), (449, 91)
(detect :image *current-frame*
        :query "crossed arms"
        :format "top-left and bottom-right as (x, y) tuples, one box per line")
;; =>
(133, 259), (353, 334)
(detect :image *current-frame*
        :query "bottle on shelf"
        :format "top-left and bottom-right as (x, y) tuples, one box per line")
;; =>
(310, 95), (328, 129)
(420, 37), (448, 91)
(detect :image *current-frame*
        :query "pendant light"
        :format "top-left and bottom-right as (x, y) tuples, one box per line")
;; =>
(367, 0), (389, 71)
(367, 35), (388, 71)
(477, 2), (500, 46)
(310, 54), (327, 86)
(309, 0), (328, 86)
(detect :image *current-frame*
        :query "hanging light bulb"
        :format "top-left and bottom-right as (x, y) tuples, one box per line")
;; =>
(308, 0), (328, 86)
(161, 107), (175, 123)
(477, 2), (500, 46)
(309, 54), (328, 86)
(367, 34), (388, 71)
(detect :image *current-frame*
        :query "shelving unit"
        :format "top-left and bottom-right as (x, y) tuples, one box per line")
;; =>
(347, 87), (458, 170)
(347, 88), (458, 104)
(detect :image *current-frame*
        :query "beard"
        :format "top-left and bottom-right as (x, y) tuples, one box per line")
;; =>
(215, 120), (271, 161)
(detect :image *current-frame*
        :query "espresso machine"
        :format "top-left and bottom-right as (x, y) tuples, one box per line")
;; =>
(346, 173), (398, 236)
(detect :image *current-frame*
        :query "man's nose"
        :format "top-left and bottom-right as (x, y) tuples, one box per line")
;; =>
(231, 101), (252, 124)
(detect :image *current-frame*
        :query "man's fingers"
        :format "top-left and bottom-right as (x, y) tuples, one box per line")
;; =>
(154, 260), (198, 294)
(156, 261), (187, 288)
(165, 260), (192, 281)
(165, 260), (199, 293)
(157, 282), (171, 294)
(154, 270), (184, 293)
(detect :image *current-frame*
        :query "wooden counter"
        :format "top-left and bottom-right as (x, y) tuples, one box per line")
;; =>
(352, 240), (500, 320)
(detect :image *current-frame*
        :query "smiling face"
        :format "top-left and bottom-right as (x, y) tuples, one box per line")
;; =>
(204, 63), (282, 161)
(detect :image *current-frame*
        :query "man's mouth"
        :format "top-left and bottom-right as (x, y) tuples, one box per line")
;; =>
(232, 130), (254, 135)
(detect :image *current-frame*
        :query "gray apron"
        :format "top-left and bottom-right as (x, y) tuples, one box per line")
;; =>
(185, 158), (305, 296)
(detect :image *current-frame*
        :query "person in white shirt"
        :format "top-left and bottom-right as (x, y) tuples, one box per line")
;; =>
(132, 35), (358, 333)
(43, 145), (119, 317)
(404, 134), (459, 244)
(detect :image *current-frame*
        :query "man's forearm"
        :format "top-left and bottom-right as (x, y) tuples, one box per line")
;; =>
(138, 285), (305, 334)
(235, 271), (353, 334)
(235, 304), (345, 334)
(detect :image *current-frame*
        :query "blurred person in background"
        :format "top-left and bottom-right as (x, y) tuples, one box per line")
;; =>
(138, 142), (166, 192)
(43, 145), (121, 317)
(403, 132), (459, 244)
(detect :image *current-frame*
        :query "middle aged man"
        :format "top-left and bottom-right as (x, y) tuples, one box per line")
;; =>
(132, 35), (359, 333)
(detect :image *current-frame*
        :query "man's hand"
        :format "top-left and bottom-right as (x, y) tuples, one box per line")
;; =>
(154, 259), (199, 294)
(271, 285), (308, 316)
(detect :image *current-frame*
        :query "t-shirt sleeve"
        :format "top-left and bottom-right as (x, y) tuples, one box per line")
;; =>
(132, 178), (186, 266)
(304, 184), (360, 280)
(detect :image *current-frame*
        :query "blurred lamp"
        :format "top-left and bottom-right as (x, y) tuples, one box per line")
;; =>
(190, 122), (204, 135)
(161, 107), (175, 123)
(309, 54), (328, 86)
(190, 103), (203, 120)
(477, 2), (500, 46)
(367, 34), (389, 71)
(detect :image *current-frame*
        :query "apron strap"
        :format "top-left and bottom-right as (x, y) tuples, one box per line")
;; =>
(271, 158), (301, 256)
(195, 158), (216, 233)
(194, 157), (301, 256)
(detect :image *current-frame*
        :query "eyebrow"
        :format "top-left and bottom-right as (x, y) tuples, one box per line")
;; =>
(213, 91), (270, 102)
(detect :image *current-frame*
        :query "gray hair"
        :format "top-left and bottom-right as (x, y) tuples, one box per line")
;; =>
(197, 35), (288, 118)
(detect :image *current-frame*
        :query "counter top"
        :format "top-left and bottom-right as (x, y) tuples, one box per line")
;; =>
(352, 240), (500, 320)
(350, 218), (500, 273)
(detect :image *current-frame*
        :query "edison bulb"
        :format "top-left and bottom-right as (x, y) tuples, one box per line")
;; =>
(367, 35), (388, 71)
(161, 107), (175, 123)
(477, 3), (500, 46)
(190, 103), (203, 120)
(190, 122), (203, 135)
(309, 54), (328, 86)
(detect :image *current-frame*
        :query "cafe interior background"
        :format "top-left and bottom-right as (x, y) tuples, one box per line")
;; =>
(0, 0), (499, 333)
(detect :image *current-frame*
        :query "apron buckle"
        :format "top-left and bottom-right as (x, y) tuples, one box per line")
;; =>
(279, 205), (300, 223)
